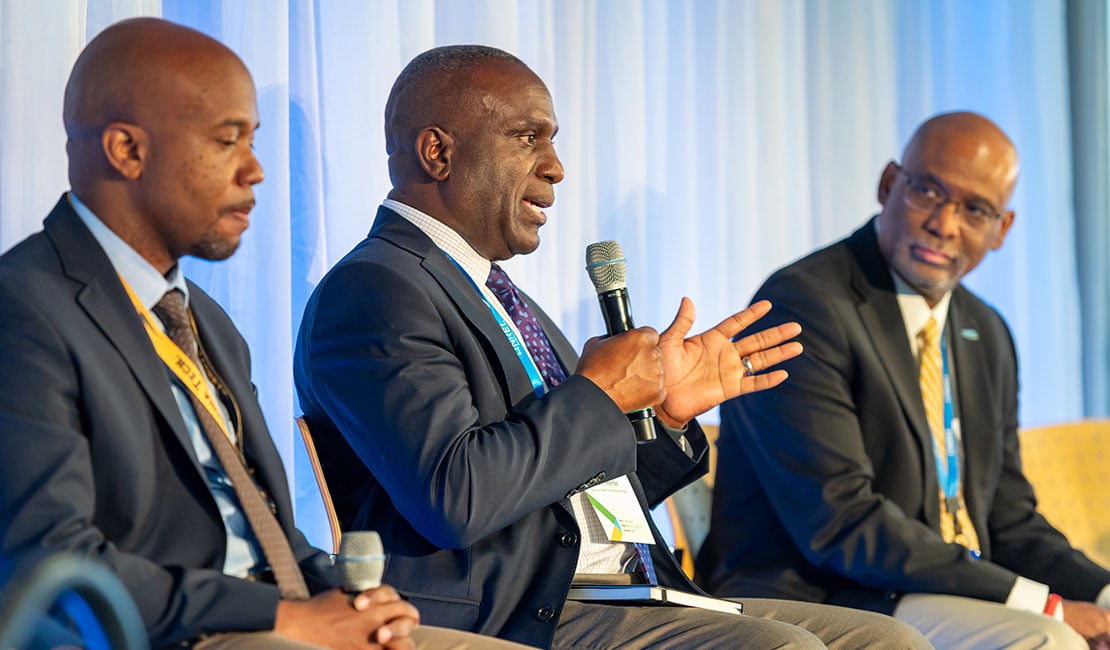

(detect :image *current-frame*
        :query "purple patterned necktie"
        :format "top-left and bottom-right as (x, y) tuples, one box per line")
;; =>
(486, 263), (567, 387)
(484, 264), (658, 584)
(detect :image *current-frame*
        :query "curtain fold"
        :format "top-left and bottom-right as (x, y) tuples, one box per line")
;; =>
(1068, 0), (1110, 418)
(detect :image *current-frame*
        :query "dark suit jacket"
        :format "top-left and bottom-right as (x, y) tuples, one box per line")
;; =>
(0, 197), (336, 647)
(697, 220), (1110, 613)
(295, 206), (708, 649)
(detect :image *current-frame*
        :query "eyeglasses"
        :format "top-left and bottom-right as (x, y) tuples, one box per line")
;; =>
(896, 165), (1003, 230)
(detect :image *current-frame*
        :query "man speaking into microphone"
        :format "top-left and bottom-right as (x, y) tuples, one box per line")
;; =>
(294, 45), (929, 650)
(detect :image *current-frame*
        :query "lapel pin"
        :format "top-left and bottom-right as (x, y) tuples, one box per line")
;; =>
(960, 328), (979, 341)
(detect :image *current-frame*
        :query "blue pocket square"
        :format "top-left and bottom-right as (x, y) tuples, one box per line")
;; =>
(960, 328), (980, 341)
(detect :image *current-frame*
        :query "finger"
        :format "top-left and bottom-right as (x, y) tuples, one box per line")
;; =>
(579, 335), (606, 353)
(735, 322), (802, 356)
(713, 300), (773, 338)
(740, 368), (790, 393)
(353, 585), (402, 609)
(637, 325), (661, 345)
(659, 297), (695, 344)
(374, 617), (418, 643)
(740, 342), (804, 374)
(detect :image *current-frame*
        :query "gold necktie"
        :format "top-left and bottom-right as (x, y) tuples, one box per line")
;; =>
(918, 316), (980, 552)
(153, 290), (310, 599)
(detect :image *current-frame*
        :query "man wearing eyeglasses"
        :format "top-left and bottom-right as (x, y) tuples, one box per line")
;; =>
(698, 111), (1110, 648)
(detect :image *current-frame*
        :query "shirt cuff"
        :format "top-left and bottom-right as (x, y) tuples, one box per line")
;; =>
(1097, 584), (1110, 609)
(659, 421), (693, 459)
(1005, 576), (1050, 614)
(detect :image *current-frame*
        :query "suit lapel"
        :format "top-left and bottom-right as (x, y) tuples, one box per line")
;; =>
(369, 208), (581, 520)
(45, 199), (204, 471)
(846, 225), (940, 524)
(946, 291), (991, 525)
(369, 208), (537, 407)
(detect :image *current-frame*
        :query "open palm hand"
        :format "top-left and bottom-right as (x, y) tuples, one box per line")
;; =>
(654, 298), (802, 428)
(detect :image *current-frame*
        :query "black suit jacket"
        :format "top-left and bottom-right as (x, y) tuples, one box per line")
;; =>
(295, 207), (708, 649)
(697, 220), (1110, 612)
(0, 197), (336, 647)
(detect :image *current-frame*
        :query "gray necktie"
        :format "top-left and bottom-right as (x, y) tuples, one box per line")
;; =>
(153, 290), (310, 599)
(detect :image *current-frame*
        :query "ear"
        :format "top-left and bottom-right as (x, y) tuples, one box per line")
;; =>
(877, 161), (900, 206)
(101, 122), (146, 180)
(990, 209), (1016, 250)
(415, 126), (452, 181)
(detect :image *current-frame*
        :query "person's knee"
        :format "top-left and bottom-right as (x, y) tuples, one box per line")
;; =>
(681, 613), (828, 650)
(824, 614), (931, 649)
(1025, 616), (1088, 650)
(881, 621), (933, 650)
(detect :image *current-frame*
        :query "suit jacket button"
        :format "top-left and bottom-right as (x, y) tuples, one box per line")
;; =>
(560, 532), (578, 547)
(536, 606), (556, 622)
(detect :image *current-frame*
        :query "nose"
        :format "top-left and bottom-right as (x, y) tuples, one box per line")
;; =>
(239, 150), (265, 186)
(539, 144), (564, 184)
(924, 199), (960, 238)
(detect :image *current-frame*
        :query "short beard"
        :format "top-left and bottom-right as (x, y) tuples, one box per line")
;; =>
(189, 233), (240, 262)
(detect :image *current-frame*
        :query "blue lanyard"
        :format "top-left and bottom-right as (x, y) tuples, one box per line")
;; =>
(931, 333), (960, 501)
(443, 252), (547, 399)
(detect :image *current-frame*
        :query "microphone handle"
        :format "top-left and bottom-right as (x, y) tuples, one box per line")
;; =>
(597, 289), (656, 442)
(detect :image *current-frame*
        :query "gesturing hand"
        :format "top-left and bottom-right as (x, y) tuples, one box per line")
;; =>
(654, 298), (802, 428)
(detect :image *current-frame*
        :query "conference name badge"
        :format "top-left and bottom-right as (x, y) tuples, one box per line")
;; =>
(585, 475), (655, 544)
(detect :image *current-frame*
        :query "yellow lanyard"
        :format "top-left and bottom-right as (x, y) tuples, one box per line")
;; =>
(118, 276), (234, 444)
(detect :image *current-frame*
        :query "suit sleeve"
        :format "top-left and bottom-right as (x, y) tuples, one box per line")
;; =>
(0, 273), (290, 646)
(977, 315), (1110, 600)
(295, 259), (637, 550)
(721, 271), (1020, 601)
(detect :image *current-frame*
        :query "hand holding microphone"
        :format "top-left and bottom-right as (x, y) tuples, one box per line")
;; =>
(582, 240), (661, 442)
(274, 531), (420, 648)
(582, 240), (805, 432)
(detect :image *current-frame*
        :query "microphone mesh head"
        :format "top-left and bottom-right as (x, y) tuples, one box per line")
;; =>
(338, 530), (385, 592)
(585, 240), (627, 293)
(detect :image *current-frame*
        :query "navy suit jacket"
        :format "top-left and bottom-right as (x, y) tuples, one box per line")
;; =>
(0, 197), (336, 647)
(295, 207), (708, 648)
(697, 220), (1110, 612)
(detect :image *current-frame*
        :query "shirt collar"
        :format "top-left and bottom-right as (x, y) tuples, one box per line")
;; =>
(890, 269), (952, 355)
(383, 199), (492, 286)
(69, 192), (189, 309)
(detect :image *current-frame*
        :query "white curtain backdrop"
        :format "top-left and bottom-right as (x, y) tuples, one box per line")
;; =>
(0, 0), (1088, 550)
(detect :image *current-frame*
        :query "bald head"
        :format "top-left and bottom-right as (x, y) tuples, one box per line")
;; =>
(64, 18), (250, 190)
(381, 45), (562, 261)
(875, 111), (1019, 305)
(383, 45), (532, 186)
(902, 111), (1019, 205)
(62, 18), (262, 274)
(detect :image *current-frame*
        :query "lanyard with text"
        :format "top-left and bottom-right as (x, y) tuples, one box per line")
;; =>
(443, 252), (546, 399)
(932, 333), (961, 515)
(118, 276), (234, 444)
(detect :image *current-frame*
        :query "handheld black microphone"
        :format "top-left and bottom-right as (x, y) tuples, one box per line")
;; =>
(337, 531), (385, 593)
(585, 240), (657, 443)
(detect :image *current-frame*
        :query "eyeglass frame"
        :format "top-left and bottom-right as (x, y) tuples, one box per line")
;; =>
(893, 164), (1006, 229)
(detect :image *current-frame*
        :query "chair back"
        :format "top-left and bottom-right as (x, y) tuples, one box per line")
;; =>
(1019, 419), (1110, 567)
(666, 423), (720, 576)
(296, 416), (343, 555)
